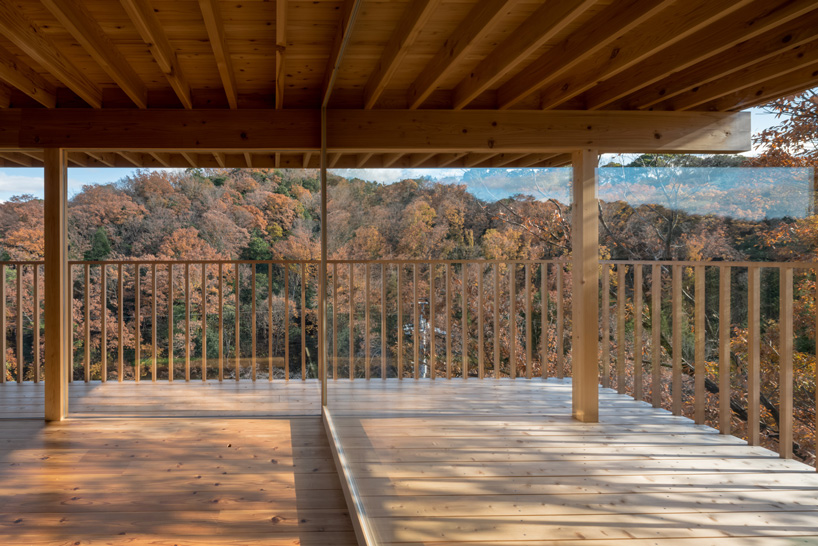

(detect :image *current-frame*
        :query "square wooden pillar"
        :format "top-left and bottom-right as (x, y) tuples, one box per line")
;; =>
(571, 149), (599, 423)
(44, 148), (68, 421)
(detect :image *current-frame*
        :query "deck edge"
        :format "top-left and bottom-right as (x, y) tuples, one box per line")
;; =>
(323, 405), (378, 546)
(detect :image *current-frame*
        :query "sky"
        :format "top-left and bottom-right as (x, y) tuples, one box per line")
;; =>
(0, 107), (788, 201)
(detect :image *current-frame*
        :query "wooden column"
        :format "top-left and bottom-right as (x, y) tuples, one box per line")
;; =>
(319, 106), (328, 406)
(44, 148), (68, 421)
(571, 149), (599, 423)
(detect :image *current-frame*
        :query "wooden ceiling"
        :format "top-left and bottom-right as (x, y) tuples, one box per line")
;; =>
(0, 0), (816, 169)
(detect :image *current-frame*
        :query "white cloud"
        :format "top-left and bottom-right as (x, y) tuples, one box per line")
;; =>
(331, 168), (462, 184)
(0, 169), (44, 199)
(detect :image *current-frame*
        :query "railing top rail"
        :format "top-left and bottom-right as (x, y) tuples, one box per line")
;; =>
(0, 258), (570, 266)
(601, 259), (818, 269)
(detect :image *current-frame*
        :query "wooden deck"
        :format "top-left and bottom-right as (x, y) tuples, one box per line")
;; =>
(325, 379), (818, 545)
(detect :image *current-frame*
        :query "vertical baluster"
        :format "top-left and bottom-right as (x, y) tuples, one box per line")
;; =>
(236, 263), (241, 382)
(33, 264), (40, 382)
(747, 266), (760, 445)
(349, 263), (355, 380)
(556, 265), (564, 380)
(694, 265), (705, 424)
(494, 263), (500, 379)
(617, 265), (626, 394)
(634, 265), (643, 400)
(16, 265), (22, 383)
(718, 266), (731, 430)
(446, 263), (452, 379)
(462, 263), (468, 380)
(101, 264), (107, 382)
(118, 263), (124, 381)
(184, 263), (190, 381)
(397, 264), (403, 379)
(284, 267), (289, 381)
(525, 263), (532, 379)
(301, 262), (306, 381)
(68, 265), (72, 384)
(381, 264), (386, 379)
(365, 263), (371, 380)
(167, 264), (173, 382)
(218, 263), (224, 381)
(541, 263), (548, 380)
(429, 263), (436, 380)
(478, 263), (484, 379)
(333, 262), (338, 379)
(651, 264), (661, 408)
(601, 265), (610, 389)
(509, 263), (516, 379)
(268, 263), (273, 382)
(151, 263), (157, 381)
(135, 263), (141, 382)
(0, 264), (5, 383)
(779, 266), (793, 459)
(672, 264), (682, 416)
(84, 264), (90, 382)
(414, 264), (419, 380)
(251, 264), (257, 382)
(201, 263), (207, 382)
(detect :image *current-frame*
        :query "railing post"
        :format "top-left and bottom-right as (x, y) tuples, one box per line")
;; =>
(571, 149), (599, 423)
(44, 148), (68, 421)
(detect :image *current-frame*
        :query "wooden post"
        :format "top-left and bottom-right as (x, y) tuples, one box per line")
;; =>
(571, 149), (599, 423)
(44, 148), (68, 421)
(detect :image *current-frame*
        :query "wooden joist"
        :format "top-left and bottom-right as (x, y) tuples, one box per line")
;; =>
(322, 0), (364, 107)
(198, 0), (238, 109)
(0, 2), (100, 108)
(119, 0), (193, 109)
(275, 0), (287, 109)
(0, 45), (56, 109)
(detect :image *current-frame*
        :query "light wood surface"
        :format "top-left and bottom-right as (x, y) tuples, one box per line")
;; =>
(325, 379), (818, 546)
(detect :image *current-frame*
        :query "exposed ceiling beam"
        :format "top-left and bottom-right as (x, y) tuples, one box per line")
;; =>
(513, 153), (563, 168)
(0, 109), (750, 154)
(363, 0), (440, 109)
(703, 60), (818, 112)
(491, 153), (528, 168)
(120, 0), (193, 109)
(67, 152), (89, 167)
(85, 151), (118, 167)
(586, 0), (818, 110)
(302, 152), (312, 168)
(382, 153), (403, 168)
(496, 0), (675, 110)
(244, 152), (253, 168)
(118, 151), (143, 167)
(328, 153), (342, 168)
(452, 0), (596, 110)
(463, 153), (497, 168)
(407, 0), (515, 110)
(198, 0), (238, 109)
(622, 10), (818, 110)
(408, 153), (436, 168)
(322, 0), (364, 107)
(538, 0), (751, 111)
(660, 40), (818, 111)
(0, 2), (101, 108)
(0, 45), (56, 108)
(529, 153), (572, 168)
(276, 0), (287, 109)
(213, 152), (226, 168)
(437, 153), (469, 168)
(180, 152), (197, 168)
(41, 0), (148, 109)
(150, 152), (172, 167)
(0, 152), (33, 167)
(356, 153), (373, 168)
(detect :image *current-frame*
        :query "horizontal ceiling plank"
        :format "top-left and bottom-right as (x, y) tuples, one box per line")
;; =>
(0, 109), (749, 154)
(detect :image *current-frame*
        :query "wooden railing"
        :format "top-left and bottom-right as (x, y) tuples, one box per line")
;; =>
(601, 260), (817, 463)
(0, 259), (571, 384)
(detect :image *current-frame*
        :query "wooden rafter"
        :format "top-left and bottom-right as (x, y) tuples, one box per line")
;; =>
(85, 151), (117, 167)
(276, 0), (287, 109)
(463, 153), (497, 168)
(408, 153), (436, 168)
(496, 0), (676, 110)
(437, 153), (469, 168)
(302, 152), (312, 168)
(322, 0), (364, 107)
(491, 153), (528, 168)
(703, 60), (818, 112)
(213, 152), (226, 168)
(538, 0), (752, 111)
(0, 45), (56, 108)
(67, 152), (89, 167)
(244, 152), (253, 168)
(0, 152), (33, 167)
(586, 0), (818, 110)
(452, 0), (596, 110)
(180, 152), (197, 168)
(150, 152), (172, 167)
(407, 0), (515, 110)
(363, 0), (440, 109)
(120, 0), (193, 109)
(198, 0), (238, 109)
(382, 154), (403, 168)
(41, 0), (148, 109)
(356, 153), (373, 168)
(0, 2), (101, 108)
(118, 151), (143, 167)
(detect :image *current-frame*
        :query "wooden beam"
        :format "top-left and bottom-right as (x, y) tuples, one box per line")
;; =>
(702, 60), (818, 112)
(44, 148), (68, 421)
(180, 152), (197, 168)
(67, 152), (89, 167)
(149, 152), (172, 167)
(452, 0), (596, 110)
(213, 152), (226, 168)
(118, 151), (143, 167)
(407, 153), (436, 168)
(0, 45), (56, 108)
(244, 152), (253, 168)
(496, 0), (675, 110)
(120, 0), (193, 109)
(85, 151), (118, 167)
(0, 109), (750, 153)
(571, 148), (599, 423)
(328, 153), (341, 168)
(0, 152), (33, 167)
(586, 0), (818, 110)
(302, 152), (312, 168)
(407, 0), (515, 109)
(437, 152), (468, 168)
(41, 0), (148, 109)
(538, 0), (751, 110)
(491, 153), (527, 168)
(198, 0), (238, 109)
(276, 0), (287, 109)
(382, 153), (403, 168)
(355, 153), (373, 168)
(463, 153), (497, 168)
(322, 0), (364, 107)
(0, 3), (101, 108)
(363, 0), (440, 109)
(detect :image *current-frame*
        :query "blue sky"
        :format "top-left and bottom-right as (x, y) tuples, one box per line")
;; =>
(0, 107), (786, 201)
